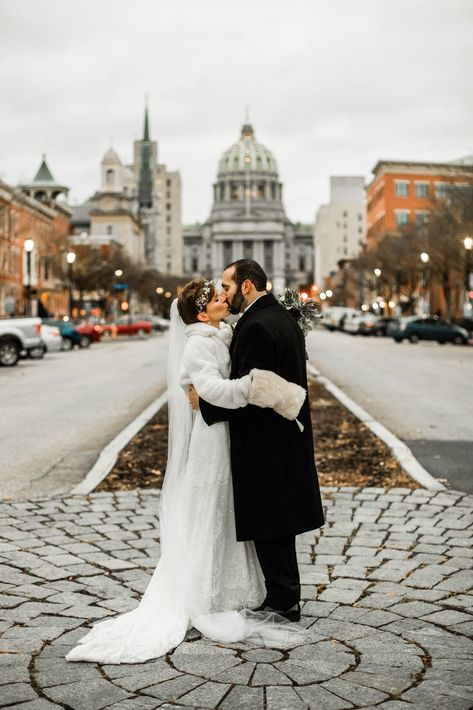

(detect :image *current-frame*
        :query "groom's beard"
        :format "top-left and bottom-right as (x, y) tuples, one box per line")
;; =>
(228, 290), (245, 315)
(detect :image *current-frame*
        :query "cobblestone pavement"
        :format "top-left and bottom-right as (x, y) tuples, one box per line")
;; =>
(0, 487), (472, 709)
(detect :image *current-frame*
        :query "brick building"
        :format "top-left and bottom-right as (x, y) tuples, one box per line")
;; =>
(366, 160), (473, 249)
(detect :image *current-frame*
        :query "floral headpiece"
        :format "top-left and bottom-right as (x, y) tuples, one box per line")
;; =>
(195, 280), (213, 312)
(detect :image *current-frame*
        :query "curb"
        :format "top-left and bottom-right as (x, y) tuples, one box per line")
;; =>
(307, 363), (445, 492)
(71, 390), (168, 495)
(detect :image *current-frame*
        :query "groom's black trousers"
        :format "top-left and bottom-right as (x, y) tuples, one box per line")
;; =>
(253, 536), (300, 610)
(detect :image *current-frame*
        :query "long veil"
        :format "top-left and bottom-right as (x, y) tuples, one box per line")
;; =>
(66, 300), (305, 664)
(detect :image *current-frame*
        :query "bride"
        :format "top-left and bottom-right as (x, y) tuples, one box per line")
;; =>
(66, 278), (306, 664)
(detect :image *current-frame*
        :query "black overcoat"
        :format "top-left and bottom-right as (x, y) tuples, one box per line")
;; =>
(200, 293), (324, 541)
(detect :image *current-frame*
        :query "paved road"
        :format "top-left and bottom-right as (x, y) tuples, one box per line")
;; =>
(1, 486), (472, 708)
(307, 328), (473, 493)
(0, 335), (168, 500)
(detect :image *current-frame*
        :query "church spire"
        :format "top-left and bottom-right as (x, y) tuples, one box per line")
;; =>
(143, 102), (150, 142)
(138, 101), (154, 209)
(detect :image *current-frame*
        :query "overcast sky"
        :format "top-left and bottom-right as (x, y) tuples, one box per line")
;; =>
(1, 0), (472, 224)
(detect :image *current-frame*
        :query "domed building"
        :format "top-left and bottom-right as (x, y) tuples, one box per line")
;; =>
(183, 121), (314, 294)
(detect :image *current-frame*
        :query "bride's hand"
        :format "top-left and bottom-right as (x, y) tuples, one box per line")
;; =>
(188, 384), (200, 411)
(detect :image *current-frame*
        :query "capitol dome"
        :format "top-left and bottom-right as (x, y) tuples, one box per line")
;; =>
(218, 123), (278, 176)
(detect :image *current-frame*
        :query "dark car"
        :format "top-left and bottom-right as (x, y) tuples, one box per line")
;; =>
(391, 316), (469, 345)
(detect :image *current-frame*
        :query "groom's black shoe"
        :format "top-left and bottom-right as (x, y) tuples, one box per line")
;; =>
(252, 602), (301, 622)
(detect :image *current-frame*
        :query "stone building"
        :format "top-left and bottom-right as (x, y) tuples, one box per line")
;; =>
(183, 121), (314, 294)
(71, 107), (182, 275)
(314, 177), (366, 289)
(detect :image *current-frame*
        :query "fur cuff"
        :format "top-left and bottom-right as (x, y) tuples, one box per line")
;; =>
(248, 369), (306, 420)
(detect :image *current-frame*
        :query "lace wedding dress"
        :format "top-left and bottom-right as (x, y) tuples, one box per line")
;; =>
(66, 315), (269, 664)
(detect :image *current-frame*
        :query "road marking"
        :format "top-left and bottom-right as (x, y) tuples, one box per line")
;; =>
(307, 363), (445, 491)
(71, 390), (168, 495)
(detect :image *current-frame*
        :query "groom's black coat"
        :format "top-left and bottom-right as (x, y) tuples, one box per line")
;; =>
(200, 293), (324, 541)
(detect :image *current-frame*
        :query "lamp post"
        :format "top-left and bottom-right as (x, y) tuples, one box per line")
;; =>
(24, 239), (35, 316)
(420, 252), (430, 315)
(373, 268), (382, 312)
(464, 236), (473, 316)
(66, 251), (76, 317)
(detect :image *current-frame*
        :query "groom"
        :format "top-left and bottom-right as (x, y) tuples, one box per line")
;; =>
(197, 259), (324, 621)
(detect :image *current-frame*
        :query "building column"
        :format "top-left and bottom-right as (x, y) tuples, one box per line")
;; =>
(233, 240), (243, 260)
(254, 241), (264, 266)
(273, 240), (285, 295)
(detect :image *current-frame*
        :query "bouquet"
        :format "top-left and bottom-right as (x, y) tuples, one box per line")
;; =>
(278, 289), (322, 357)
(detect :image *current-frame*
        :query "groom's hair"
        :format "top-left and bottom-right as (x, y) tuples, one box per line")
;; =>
(178, 278), (216, 324)
(225, 259), (267, 292)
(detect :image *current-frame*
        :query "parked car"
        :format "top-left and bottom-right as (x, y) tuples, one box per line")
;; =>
(40, 324), (63, 353)
(339, 310), (364, 332)
(391, 316), (469, 345)
(344, 314), (380, 335)
(371, 316), (399, 337)
(134, 314), (170, 332)
(42, 319), (84, 351)
(322, 307), (361, 331)
(103, 317), (152, 337)
(0, 317), (43, 366)
(73, 320), (104, 345)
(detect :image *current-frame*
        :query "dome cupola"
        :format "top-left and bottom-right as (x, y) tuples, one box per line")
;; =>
(218, 123), (278, 176)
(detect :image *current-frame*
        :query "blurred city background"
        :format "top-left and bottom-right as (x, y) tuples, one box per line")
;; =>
(1, 0), (472, 495)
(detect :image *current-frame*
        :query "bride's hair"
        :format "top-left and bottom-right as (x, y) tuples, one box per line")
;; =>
(177, 278), (216, 325)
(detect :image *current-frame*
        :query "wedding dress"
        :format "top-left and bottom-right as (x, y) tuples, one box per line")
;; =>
(66, 304), (305, 664)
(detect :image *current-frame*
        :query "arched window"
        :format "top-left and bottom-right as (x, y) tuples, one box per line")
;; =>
(105, 169), (114, 186)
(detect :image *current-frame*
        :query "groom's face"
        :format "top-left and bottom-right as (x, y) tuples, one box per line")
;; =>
(221, 266), (245, 314)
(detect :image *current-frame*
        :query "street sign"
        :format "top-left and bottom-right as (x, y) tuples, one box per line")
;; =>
(113, 283), (129, 290)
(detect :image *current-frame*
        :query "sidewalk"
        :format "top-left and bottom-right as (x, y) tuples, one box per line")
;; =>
(1, 487), (472, 709)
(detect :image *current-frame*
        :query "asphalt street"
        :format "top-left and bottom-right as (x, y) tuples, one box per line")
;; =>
(307, 327), (473, 493)
(0, 334), (168, 499)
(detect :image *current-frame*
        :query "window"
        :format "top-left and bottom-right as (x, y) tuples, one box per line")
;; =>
(166, 261), (171, 271)
(343, 234), (348, 243)
(166, 202), (171, 211)
(230, 182), (238, 200)
(106, 225), (113, 235)
(358, 227), (363, 234)
(257, 183), (265, 199)
(435, 182), (448, 199)
(166, 179), (171, 187)
(166, 227), (171, 235)
(298, 256), (305, 271)
(105, 169), (114, 186)
(343, 210), (348, 218)
(166, 190), (171, 199)
(415, 211), (429, 226)
(243, 241), (253, 259)
(395, 210), (409, 226)
(166, 215), (171, 223)
(191, 256), (198, 271)
(343, 247), (348, 256)
(358, 213), (363, 221)
(395, 180), (409, 197)
(415, 182), (429, 198)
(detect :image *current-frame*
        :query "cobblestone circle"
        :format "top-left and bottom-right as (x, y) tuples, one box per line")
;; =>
(0, 486), (472, 709)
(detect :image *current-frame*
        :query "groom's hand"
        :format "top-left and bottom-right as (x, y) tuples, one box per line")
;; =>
(189, 384), (200, 410)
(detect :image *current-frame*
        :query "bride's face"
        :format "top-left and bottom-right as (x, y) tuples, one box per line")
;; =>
(204, 291), (230, 323)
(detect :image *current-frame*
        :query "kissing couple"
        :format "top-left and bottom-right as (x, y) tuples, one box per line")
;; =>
(67, 259), (324, 664)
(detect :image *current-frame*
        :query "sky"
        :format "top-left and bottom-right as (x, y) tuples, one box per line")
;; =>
(1, 0), (472, 225)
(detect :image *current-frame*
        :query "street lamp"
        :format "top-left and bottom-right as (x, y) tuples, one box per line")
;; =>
(325, 289), (333, 298)
(24, 239), (35, 316)
(419, 252), (430, 315)
(464, 236), (473, 315)
(114, 269), (123, 277)
(66, 251), (76, 318)
(374, 268), (381, 278)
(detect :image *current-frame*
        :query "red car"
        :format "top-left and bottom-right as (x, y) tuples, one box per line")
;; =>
(74, 321), (104, 345)
(103, 318), (152, 336)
